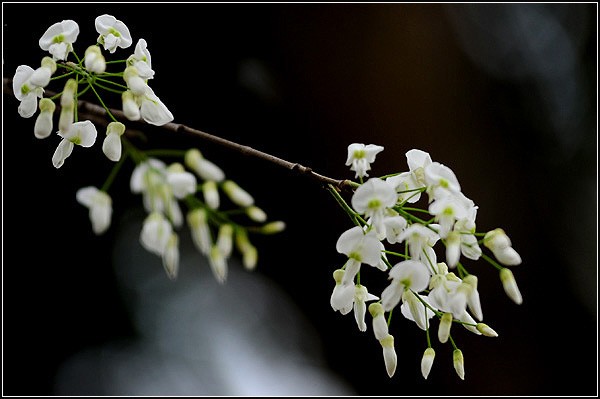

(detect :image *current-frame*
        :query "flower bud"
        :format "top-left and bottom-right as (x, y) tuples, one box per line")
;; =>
(34, 98), (55, 139)
(438, 312), (453, 343)
(162, 233), (179, 280)
(102, 122), (125, 162)
(202, 181), (220, 209)
(421, 347), (435, 379)
(453, 349), (465, 380)
(222, 180), (254, 207)
(484, 228), (522, 265)
(259, 221), (286, 234)
(123, 66), (147, 95)
(184, 149), (225, 182)
(216, 224), (234, 258)
(476, 323), (498, 337)
(245, 205), (267, 222)
(379, 334), (397, 378)
(85, 45), (106, 74)
(122, 90), (141, 121)
(187, 208), (212, 255)
(500, 268), (523, 304)
(368, 303), (388, 340)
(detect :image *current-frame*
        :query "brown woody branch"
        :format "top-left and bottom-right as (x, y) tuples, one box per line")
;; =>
(4, 77), (355, 192)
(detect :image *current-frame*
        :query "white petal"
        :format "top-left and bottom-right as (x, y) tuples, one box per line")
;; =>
(140, 88), (174, 126)
(52, 139), (74, 168)
(102, 132), (122, 161)
(18, 94), (38, 118)
(76, 186), (99, 207)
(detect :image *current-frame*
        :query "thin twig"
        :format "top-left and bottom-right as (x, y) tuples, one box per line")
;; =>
(4, 77), (355, 192)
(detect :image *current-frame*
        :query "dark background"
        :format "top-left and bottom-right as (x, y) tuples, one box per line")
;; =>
(2, 2), (597, 396)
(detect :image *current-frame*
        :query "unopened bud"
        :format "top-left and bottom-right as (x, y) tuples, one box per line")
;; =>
(500, 268), (523, 305)
(259, 221), (286, 234)
(379, 334), (397, 378)
(476, 323), (498, 337)
(223, 180), (254, 207)
(246, 205), (267, 222)
(438, 312), (453, 343)
(421, 347), (436, 379)
(453, 349), (465, 380)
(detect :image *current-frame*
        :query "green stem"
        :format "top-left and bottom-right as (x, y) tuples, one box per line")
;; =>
(88, 82), (118, 123)
(481, 253), (504, 271)
(101, 150), (128, 192)
(448, 334), (458, 350)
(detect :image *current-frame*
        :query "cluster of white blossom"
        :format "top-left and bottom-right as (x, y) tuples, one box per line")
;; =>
(12, 15), (284, 282)
(331, 144), (523, 380)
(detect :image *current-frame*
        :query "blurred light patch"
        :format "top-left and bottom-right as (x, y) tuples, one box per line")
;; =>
(54, 210), (355, 395)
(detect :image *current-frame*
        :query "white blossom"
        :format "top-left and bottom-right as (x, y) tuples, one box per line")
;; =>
(76, 186), (112, 235)
(127, 39), (154, 79)
(140, 212), (173, 256)
(353, 285), (379, 332)
(187, 208), (212, 255)
(52, 120), (97, 168)
(95, 14), (132, 53)
(122, 90), (141, 121)
(500, 268), (523, 304)
(453, 349), (465, 380)
(222, 180), (254, 207)
(39, 19), (79, 60)
(162, 233), (179, 280)
(400, 290), (436, 330)
(424, 161), (461, 201)
(336, 226), (382, 285)
(381, 260), (430, 312)
(397, 223), (440, 263)
(165, 163), (197, 199)
(345, 143), (384, 178)
(351, 178), (397, 235)
(12, 65), (44, 118)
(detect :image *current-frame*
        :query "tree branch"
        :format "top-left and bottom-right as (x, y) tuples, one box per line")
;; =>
(3, 77), (356, 192)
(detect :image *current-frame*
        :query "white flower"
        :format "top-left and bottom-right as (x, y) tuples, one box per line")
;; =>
(246, 205), (267, 222)
(76, 186), (112, 235)
(165, 163), (197, 199)
(428, 193), (469, 238)
(379, 334), (397, 378)
(216, 224), (234, 258)
(52, 120), (97, 168)
(386, 171), (422, 204)
(95, 14), (132, 53)
(381, 260), (430, 311)
(351, 178), (397, 235)
(345, 143), (384, 179)
(484, 228), (522, 266)
(184, 149), (226, 182)
(353, 285), (379, 332)
(34, 98), (55, 139)
(140, 212), (173, 256)
(330, 269), (355, 315)
(130, 158), (167, 209)
(421, 347), (436, 380)
(12, 65), (44, 118)
(139, 86), (174, 126)
(127, 39), (154, 79)
(39, 19), (79, 60)
(336, 226), (382, 285)
(368, 302), (389, 340)
(84, 45), (106, 74)
(400, 290), (436, 330)
(424, 161), (461, 201)
(405, 149), (432, 185)
(382, 215), (407, 244)
(397, 223), (440, 263)
(102, 122), (125, 162)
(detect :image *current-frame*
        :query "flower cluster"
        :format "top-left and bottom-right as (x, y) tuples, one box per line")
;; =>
(330, 143), (523, 380)
(12, 15), (284, 282)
